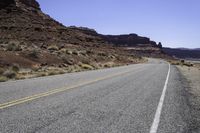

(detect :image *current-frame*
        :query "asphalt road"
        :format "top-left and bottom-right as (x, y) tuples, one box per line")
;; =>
(0, 59), (192, 133)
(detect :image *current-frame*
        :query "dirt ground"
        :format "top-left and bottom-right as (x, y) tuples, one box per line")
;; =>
(177, 64), (200, 105)
(178, 63), (200, 96)
(177, 63), (200, 131)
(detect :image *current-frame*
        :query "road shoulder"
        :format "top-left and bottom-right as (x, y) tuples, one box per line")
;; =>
(157, 66), (191, 133)
(177, 65), (200, 132)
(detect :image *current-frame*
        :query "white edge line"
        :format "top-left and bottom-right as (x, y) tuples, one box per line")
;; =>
(150, 63), (171, 133)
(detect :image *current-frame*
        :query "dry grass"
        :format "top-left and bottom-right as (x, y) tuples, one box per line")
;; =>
(168, 59), (194, 67)
(0, 76), (8, 82)
(0, 55), (145, 82)
(65, 49), (73, 55)
(28, 50), (39, 58)
(48, 70), (65, 76)
(3, 70), (16, 79)
(47, 45), (59, 51)
(0, 68), (4, 75)
(80, 64), (94, 70)
(37, 72), (47, 77)
(12, 64), (20, 72)
(103, 62), (115, 68)
(6, 42), (22, 51)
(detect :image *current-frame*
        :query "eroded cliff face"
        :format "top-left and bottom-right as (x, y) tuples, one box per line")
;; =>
(0, 0), (40, 10)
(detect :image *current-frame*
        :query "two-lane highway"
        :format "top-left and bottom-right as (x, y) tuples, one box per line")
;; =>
(0, 59), (191, 133)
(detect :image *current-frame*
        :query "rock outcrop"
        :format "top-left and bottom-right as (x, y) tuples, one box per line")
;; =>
(0, 0), (142, 70)
(16, 0), (40, 9)
(72, 27), (160, 48)
(0, 0), (40, 10)
(0, 0), (15, 9)
(0, 0), (160, 49)
(0, 0), (164, 71)
(102, 34), (153, 47)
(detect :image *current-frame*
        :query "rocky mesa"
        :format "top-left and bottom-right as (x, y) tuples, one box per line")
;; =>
(0, 0), (164, 81)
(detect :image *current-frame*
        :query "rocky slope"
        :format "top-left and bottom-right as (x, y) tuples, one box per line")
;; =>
(0, 0), (164, 81)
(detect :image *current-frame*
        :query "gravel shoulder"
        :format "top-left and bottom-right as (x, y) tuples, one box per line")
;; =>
(177, 65), (200, 132)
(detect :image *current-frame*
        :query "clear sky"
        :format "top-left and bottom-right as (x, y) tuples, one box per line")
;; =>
(38, 0), (200, 48)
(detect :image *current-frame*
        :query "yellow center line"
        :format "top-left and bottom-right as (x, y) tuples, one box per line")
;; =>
(0, 68), (142, 110)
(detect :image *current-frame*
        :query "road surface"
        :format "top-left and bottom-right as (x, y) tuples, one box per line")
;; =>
(0, 59), (192, 133)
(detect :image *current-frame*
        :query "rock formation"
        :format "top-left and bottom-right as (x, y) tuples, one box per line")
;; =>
(0, 0), (164, 71)
(0, 0), (40, 10)
(0, 0), (15, 9)
(101, 33), (162, 47)
(16, 0), (40, 9)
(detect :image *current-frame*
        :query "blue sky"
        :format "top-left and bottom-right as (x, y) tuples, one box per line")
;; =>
(38, 0), (200, 48)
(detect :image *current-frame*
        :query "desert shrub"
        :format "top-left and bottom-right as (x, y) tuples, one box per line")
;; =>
(170, 61), (180, 65)
(0, 76), (8, 82)
(72, 50), (79, 55)
(37, 72), (47, 77)
(66, 50), (73, 55)
(48, 70), (65, 76)
(6, 42), (22, 51)
(0, 40), (3, 44)
(80, 64), (93, 70)
(109, 55), (116, 59)
(138, 56), (142, 60)
(173, 62), (180, 65)
(59, 48), (67, 53)
(15, 76), (26, 80)
(34, 27), (42, 32)
(98, 52), (107, 56)
(28, 50), (39, 58)
(0, 68), (4, 75)
(47, 45), (59, 51)
(181, 59), (185, 64)
(3, 70), (16, 79)
(12, 64), (20, 72)
(86, 50), (94, 54)
(48, 71), (57, 76)
(183, 63), (193, 67)
(61, 56), (74, 65)
(81, 59), (91, 65)
(104, 62), (114, 68)
(80, 51), (87, 56)
(6, 43), (15, 51)
(58, 71), (65, 74)
(104, 64), (110, 68)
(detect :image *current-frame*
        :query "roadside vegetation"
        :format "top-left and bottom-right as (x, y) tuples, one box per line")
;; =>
(177, 61), (200, 129)
(0, 39), (147, 82)
(169, 59), (194, 67)
(0, 54), (146, 82)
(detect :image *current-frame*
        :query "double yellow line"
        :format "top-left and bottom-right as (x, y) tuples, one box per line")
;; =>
(0, 68), (139, 110)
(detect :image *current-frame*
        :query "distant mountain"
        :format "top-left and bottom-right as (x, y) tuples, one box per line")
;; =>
(175, 47), (200, 50)
(163, 47), (200, 59)
(194, 48), (200, 50)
